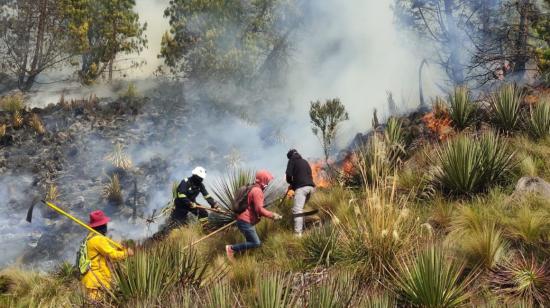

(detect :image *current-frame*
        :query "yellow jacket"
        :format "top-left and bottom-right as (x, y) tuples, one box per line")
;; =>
(81, 233), (127, 292)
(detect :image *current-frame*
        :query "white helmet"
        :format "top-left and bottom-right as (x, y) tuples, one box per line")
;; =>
(192, 166), (207, 179)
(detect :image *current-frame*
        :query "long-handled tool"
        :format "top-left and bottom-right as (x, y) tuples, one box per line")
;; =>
(192, 204), (232, 216)
(26, 200), (123, 249)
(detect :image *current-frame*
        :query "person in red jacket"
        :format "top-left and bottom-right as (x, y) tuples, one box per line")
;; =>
(225, 170), (282, 260)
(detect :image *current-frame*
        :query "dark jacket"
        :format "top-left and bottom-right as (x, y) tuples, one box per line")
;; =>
(285, 152), (315, 190)
(174, 175), (216, 209)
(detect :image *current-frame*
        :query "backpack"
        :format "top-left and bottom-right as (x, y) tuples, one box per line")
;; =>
(231, 185), (254, 214)
(75, 234), (95, 276)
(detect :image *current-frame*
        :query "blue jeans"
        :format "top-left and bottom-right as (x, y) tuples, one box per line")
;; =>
(231, 220), (261, 252)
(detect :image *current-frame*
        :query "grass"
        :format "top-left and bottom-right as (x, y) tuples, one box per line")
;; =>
(29, 113), (46, 135)
(0, 124), (5, 137)
(11, 111), (23, 129)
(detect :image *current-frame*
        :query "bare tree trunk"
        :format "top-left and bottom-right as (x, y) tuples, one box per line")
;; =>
(108, 58), (113, 82)
(513, 0), (531, 73)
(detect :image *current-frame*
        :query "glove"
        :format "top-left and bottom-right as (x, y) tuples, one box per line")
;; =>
(272, 213), (283, 220)
(189, 202), (197, 208)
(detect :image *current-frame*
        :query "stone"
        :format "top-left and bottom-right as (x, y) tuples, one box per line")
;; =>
(513, 176), (550, 200)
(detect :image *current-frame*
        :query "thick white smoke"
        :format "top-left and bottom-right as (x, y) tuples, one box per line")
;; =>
(0, 0), (445, 267)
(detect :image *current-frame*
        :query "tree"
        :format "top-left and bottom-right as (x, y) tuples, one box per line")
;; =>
(0, 0), (70, 90)
(309, 98), (349, 163)
(394, 0), (476, 86)
(63, 0), (147, 84)
(160, 0), (300, 84)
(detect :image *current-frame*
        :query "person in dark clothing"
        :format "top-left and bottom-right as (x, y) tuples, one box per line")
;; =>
(285, 149), (316, 236)
(154, 166), (218, 239)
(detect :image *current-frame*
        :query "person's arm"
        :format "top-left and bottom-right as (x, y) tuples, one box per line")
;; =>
(94, 236), (127, 261)
(251, 188), (274, 219)
(285, 160), (294, 185)
(200, 183), (217, 207)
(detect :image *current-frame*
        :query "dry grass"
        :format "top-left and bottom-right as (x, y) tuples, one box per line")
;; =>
(0, 124), (6, 137)
(44, 184), (60, 203)
(0, 93), (25, 113)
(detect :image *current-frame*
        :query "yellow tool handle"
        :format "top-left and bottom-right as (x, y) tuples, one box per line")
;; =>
(43, 201), (123, 250)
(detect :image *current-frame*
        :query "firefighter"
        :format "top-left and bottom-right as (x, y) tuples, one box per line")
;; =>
(81, 210), (133, 300)
(155, 166), (218, 238)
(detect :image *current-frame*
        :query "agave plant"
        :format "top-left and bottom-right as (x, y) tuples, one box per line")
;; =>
(255, 272), (295, 308)
(490, 84), (524, 132)
(307, 270), (357, 308)
(490, 254), (550, 306)
(202, 282), (236, 308)
(113, 242), (207, 303)
(302, 224), (343, 267)
(103, 174), (123, 204)
(432, 133), (516, 195)
(393, 246), (472, 308)
(448, 86), (476, 130)
(526, 99), (550, 140)
(105, 143), (132, 170)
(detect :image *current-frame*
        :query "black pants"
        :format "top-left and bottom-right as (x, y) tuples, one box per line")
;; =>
(152, 205), (208, 240)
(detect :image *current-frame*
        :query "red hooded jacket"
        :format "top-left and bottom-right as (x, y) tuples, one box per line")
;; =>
(237, 170), (274, 225)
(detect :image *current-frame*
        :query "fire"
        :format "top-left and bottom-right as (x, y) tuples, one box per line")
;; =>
(309, 160), (331, 188)
(422, 111), (453, 141)
(341, 152), (355, 177)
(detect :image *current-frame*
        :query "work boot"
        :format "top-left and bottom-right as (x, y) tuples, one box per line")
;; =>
(225, 245), (235, 262)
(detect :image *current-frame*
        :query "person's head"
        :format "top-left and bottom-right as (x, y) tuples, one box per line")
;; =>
(191, 166), (207, 183)
(89, 210), (110, 235)
(255, 170), (274, 190)
(286, 149), (301, 160)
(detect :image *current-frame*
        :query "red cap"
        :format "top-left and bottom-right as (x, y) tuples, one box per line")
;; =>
(89, 210), (110, 228)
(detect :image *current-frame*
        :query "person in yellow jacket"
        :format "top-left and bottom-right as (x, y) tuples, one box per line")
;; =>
(81, 210), (134, 300)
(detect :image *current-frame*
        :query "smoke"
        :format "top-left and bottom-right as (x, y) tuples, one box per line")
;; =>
(0, 0), (446, 267)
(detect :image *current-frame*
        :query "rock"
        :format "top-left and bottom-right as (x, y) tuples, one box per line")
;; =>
(513, 176), (550, 200)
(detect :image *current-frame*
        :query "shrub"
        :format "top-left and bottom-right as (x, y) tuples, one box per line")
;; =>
(490, 254), (550, 306)
(308, 270), (357, 308)
(490, 84), (524, 132)
(392, 246), (472, 308)
(505, 207), (549, 249)
(0, 93), (25, 113)
(526, 99), (550, 140)
(432, 133), (516, 195)
(12, 110), (23, 129)
(203, 282), (236, 308)
(448, 86), (476, 130)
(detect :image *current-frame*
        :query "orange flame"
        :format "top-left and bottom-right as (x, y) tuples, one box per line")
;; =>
(310, 160), (331, 188)
(341, 152), (355, 177)
(422, 111), (453, 141)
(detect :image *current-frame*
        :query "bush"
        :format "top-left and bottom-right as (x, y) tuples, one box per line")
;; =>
(432, 133), (516, 195)
(448, 86), (476, 130)
(490, 84), (524, 132)
(302, 224), (343, 267)
(392, 247), (472, 308)
(103, 174), (123, 204)
(526, 99), (550, 140)
(458, 223), (508, 270)
(384, 117), (406, 164)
